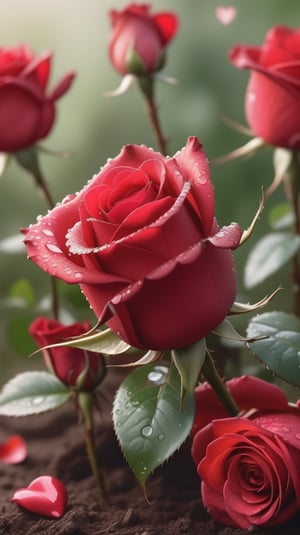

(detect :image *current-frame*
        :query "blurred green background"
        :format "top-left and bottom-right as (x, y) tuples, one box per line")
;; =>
(1, 0), (300, 387)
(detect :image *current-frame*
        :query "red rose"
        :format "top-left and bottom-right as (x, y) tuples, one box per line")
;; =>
(29, 317), (104, 391)
(108, 4), (178, 75)
(192, 376), (300, 529)
(230, 26), (300, 149)
(0, 45), (75, 152)
(23, 137), (241, 350)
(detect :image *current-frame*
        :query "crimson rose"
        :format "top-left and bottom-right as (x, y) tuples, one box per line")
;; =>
(24, 137), (241, 350)
(108, 3), (178, 75)
(192, 376), (300, 529)
(0, 45), (75, 152)
(230, 26), (300, 149)
(29, 317), (104, 391)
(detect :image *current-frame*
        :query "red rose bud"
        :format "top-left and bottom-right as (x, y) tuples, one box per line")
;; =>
(230, 26), (300, 149)
(108, 4), (178, 76)
(0, 45), (75, 152)
(24, 137), (242, 350)
(29, 317), (105, 391)
(192, 376), (300, 529)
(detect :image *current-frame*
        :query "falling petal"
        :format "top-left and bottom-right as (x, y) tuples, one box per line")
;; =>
(215, 6), (237, 26)
(0, 435), (27, 464)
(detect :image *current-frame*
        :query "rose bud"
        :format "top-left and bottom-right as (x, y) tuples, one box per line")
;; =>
(108, 4), (178, 76)
(29, 317), (105, 391)
(23, 137), (242, 351)
(192, 376), (300, 529)
(0, 45), (75, 152)
(230, 25), (300, 149)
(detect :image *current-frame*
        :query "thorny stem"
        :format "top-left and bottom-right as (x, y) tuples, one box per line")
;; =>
(201, 352), (239, 417)
(78, 392), (107, 506)
(138, 76), (168, 156)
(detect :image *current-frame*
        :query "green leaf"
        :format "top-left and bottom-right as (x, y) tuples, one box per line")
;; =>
(41, 327), (132, 355)
(247, 311), (300, 386)
(113, 363), (195, 487)
(244, 232), (300, 288)
(269, 203), (294, 230)
(0, 233), (24, 253)
(171, 339), (206, 394)
(0, 371), (72, 416)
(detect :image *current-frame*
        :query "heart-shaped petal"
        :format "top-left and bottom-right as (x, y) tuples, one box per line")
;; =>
(11, 475), (68, 518)
(215, 6), (237, 25)
(0, 435), (27, 464)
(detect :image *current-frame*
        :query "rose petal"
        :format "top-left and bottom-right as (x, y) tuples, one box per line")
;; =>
(174, 137), (214, 236)
(153, 13), (179, 45)
(11, 475), (68, 518)
(206, 223), (242, 249)
(0, 435), (27, 464)
(215, 6), (237, 26)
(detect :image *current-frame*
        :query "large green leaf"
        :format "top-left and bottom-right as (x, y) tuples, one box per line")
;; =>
(247, 311), (300, 386)
(171, 338), (206, 394)
(0, 371), (72, 416)
(244, 232), (300, 288)
(113, 363), (195, 487)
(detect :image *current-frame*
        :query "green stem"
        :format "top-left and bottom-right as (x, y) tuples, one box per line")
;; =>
(201, 352), (239, 417)
(16, 147), (59, 319)
(138, 76), (168, 156)
(78, 392), (107, 505)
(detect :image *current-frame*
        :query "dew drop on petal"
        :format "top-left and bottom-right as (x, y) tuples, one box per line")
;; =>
(46, 244), (63, 254)
(74, 272), (83, 280)
(42, 229), (54, 237)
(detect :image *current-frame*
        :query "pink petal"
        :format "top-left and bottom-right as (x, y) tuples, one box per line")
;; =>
(11, 475), (68, 518)
(50, 71), (76, 100)
(0, 435), (27, 464)
(215, 6), (237, 26)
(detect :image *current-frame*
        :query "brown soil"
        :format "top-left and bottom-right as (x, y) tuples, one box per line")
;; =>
(0, 371), (299, 535)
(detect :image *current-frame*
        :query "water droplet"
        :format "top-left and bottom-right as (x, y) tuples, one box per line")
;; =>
(46, 243), (63, 254)
(148, 365), (168, 385)
(281, 426), (290, 433)
(32, 396), (45, 405)
(141, 425), (153, 438)
(74, 272), (83, 280)
(42, 229), (54, 237)
(158, 433), (165, 441)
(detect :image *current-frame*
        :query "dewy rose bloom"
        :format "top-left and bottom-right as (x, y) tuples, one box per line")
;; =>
(29, 317), (104, 390)
(23, 137), (242, 350)
(192, 376), (300, 529)
(108, 4), (178, 75)
(230, 26), (300, 149)
(0, 45), (75, 152)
